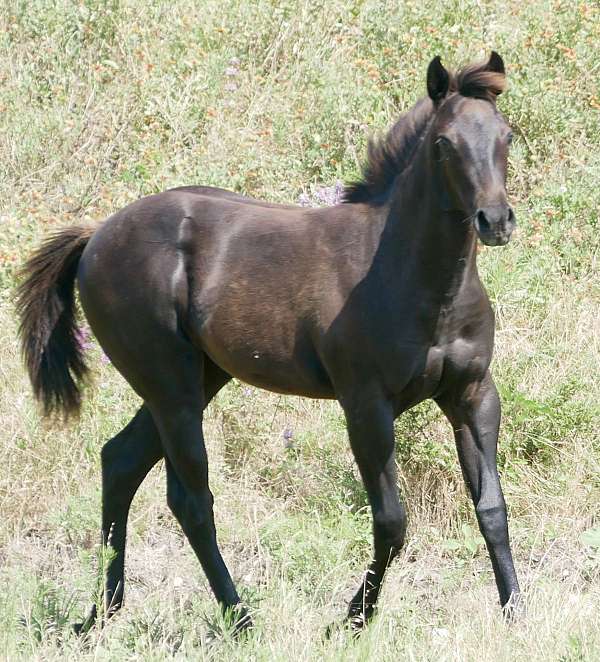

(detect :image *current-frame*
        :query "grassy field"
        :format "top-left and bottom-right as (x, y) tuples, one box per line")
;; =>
(1, 0), (599, 659)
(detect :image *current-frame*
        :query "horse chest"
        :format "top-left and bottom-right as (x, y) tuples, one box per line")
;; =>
(384, 313), (491, 413)
(386, 344), (445, 414)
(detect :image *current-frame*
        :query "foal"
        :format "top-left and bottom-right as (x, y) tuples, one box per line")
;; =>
(17, 52), (520, 633)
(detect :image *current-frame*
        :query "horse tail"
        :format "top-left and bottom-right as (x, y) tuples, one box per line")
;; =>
(16, 225), (96, 419)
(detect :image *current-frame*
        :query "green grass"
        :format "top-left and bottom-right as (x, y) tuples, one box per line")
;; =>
(1, 0), (599, 659)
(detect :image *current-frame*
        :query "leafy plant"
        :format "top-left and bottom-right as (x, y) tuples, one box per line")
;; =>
(580, 528), (600, 550)
(19, 580), (77, 644)
(442, 523), (485, 560)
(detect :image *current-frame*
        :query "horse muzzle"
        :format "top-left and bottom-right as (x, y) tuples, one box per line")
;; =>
(473, 205), (516, 246)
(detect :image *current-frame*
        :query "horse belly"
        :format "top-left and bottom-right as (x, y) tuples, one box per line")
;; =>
(201, 338), (335, 398)
(190, 302), (335, 399)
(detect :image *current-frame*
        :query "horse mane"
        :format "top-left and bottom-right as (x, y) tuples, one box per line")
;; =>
(454, 62), (506, 102)
(343, 58), (506, 205)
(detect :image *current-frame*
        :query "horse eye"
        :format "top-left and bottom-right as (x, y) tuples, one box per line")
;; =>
(435, 137), (452, 161)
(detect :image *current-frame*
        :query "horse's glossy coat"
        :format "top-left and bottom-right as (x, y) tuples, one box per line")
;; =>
(17, 53), (520, 633)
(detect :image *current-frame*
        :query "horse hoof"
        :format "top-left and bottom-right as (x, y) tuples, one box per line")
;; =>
(72, 620), (93, 637)
(324, 614), (368, 639)
(232, 608), (253, 638)
(348, 614), (368, 636)
(502, 593), (524, 623)
(72, 604), (98, 636)
(218, 604), (253, 639)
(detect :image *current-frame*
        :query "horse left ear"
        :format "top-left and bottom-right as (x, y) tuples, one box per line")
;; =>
(486, 51), (505, 75)
(427, 56), (450, 103)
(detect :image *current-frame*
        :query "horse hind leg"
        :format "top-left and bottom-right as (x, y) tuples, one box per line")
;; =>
(74, 405), (163, 634)
(164, 458), (250, 633)
(74, 357), (232, 634)
(144, 350), (250, 632)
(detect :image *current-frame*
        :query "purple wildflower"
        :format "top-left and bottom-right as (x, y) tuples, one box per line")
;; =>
(74, 325), (93, 352)
(282, 427), (294, 449)
(297, 180), (345, 207)
(75, 324), (111, 364)
(297, 192), (312, 207)
(225, 57), (240, 78)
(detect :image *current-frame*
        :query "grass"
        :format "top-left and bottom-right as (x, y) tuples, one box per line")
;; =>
(0, 0), (599, 659)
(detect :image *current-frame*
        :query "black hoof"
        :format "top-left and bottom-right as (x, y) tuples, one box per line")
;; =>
(232, 606), (253, 637)
(347, 613), (368, 636)
(324, 613), (369, 639)
(72, 604), (97, 636)
(209, 604), (253, 641)
(502, 593), (524, 623)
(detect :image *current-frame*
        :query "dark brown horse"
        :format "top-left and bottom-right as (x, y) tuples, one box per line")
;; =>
(17, 52), (519, 634)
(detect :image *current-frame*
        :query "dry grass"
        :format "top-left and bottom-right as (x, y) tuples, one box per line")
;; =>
(1, 0), (599, 659)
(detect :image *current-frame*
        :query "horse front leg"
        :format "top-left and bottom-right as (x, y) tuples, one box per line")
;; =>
(342, 391), (406, 632)
(436, 371), (520, 611)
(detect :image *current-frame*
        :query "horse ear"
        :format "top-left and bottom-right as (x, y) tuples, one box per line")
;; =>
(486, 51), (505, 75)
(427, 56), (450, 103)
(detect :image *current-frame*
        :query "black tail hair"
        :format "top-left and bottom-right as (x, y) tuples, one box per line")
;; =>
(15, 225), (95, 418)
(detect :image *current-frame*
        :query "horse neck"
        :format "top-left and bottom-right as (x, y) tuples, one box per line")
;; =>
(381, 148), (480, 304)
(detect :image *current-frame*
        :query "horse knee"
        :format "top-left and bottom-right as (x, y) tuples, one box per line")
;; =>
(100, 409), (161, 506)
(373, 505), (407, 551)
(101, 436), (133, 502)
(166, 475), (186, 518)
(167, 480), (214, 534)
(476, 504), (509, 547)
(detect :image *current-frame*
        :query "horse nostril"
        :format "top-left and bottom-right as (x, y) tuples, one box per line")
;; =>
(476, 209), (490, 233)
(507, 207), (516, 225)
